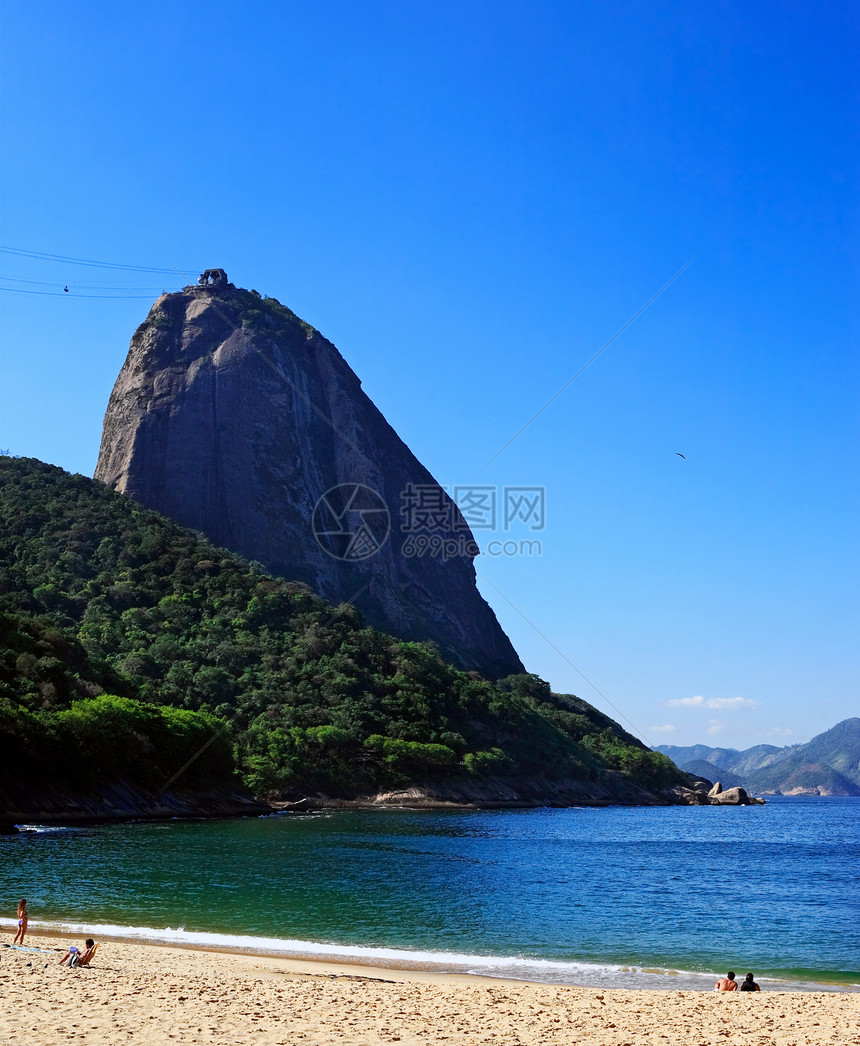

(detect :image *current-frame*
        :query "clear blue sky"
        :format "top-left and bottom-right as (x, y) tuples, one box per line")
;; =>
(1, 1), (856, 750)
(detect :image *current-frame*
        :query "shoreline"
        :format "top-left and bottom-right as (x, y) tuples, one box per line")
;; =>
(1, 771), (778, 828)
(2, 932), (858, 1046)
(8, 927), (509, 988)
(6, 921), (856, 995)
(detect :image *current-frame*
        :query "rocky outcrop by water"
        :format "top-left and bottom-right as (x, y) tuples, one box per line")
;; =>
(276, 772), (690, 810)
(706, 783), (765, 805)
(0, 778), (268, 826)
(95, 281), (523, 678)
(0, 775), (752, 825)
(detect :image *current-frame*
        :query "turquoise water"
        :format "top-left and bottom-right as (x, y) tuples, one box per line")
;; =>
(3, 797), (858, 991)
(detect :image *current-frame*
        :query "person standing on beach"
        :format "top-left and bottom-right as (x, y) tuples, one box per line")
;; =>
(12, 899), (27, 945)
(739, 972), (761, 991)
(714, 971), (738, 991)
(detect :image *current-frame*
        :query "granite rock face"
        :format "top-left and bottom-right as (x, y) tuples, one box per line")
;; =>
(706, 783), (764, 805)
(95, 283), (524, 677)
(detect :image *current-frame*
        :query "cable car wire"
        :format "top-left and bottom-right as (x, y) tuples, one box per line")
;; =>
(0, 286), (160, 299)
(0, 275), (172, 291)
(0, 244), (192, 274)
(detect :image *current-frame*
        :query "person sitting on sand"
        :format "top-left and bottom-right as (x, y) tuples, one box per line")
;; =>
(59, 939), (97, 968)
(12, 899), (27, 946)
(714, 971), (738, 991)
(739, 972), (761, 991)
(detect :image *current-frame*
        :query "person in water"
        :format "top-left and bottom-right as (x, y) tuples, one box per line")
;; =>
(12, 899), (27, 945)
(59, 939), (97, 967)
(714, 971), (738, 991)
(739, 972), (761, 991)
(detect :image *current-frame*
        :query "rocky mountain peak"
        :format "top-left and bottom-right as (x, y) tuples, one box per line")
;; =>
(94, 283), (524, 677)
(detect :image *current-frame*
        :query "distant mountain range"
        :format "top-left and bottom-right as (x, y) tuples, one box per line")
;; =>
(657, 718), (860, 796)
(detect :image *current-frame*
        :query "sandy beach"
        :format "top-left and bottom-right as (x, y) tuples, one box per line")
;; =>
(1, 933), (857, 1046)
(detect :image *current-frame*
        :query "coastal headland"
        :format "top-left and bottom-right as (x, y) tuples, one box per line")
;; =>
(2, 931), (857, 1046)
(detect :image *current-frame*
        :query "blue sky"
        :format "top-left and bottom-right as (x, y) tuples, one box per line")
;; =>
(1, 1), (857, 750)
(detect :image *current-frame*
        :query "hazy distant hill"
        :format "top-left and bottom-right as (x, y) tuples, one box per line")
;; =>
(657, 719), (860, 796)
(679, 759), (744, 790)
(655, 744), (744, 771)
(657, 742), (786, 774)
(726, 744), (792, 776)
(797, 718), (860, 779)
(745, 759), (860, 797)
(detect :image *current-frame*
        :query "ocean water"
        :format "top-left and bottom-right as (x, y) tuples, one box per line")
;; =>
(2, 797), (858, 991)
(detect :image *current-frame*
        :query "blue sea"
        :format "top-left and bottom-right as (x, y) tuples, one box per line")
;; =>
(3, 796), (858, 991)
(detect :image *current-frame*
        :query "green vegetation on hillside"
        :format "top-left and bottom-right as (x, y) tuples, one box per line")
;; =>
(0, 458), (681, 801)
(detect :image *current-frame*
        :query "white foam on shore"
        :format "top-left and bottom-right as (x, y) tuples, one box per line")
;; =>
(6, 919), (853, 992)
(14, 824), (84, 833)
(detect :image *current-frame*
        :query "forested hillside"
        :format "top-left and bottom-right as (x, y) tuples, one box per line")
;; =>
(0, 457), (684, 810)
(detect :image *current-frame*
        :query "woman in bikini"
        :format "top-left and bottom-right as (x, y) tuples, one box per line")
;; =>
(13, 899), (27, 945)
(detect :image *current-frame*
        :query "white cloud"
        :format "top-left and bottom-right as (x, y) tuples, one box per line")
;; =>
(650, 724), (676, 734)
(764, 727), (794, 738)
(707, 718), (725, 736)
(666, 695), (759, 710)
